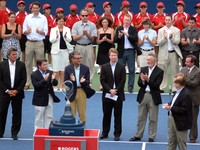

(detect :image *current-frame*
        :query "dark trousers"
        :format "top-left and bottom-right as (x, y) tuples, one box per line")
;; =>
(189, 105), (199, 140)
(182, 50), (199, 67)
(102, 99), (123, 137)
(0, 98), (22, 136)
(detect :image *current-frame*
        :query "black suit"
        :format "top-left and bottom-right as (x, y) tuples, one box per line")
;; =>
(169, 87), (192, 131)
(31, 69), (60, 106)
(137, 66), (164, 105)
(114, 25), (138, 58)
(0, 60), (26, 136)
(100, 62), (126, 137)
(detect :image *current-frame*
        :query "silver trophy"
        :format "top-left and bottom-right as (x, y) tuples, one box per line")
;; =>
(61, 80), (74, 116)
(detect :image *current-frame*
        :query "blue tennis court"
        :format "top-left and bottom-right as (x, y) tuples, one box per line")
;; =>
(0, 91), (200, 150)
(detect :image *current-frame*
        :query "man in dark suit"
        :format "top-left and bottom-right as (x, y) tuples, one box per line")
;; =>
(114, 14), (138, 93)
(163, 73), (192, 150)
(129, 53), (164, 142)
(100, 48), (126, 141)
(31, 58), (60, 131)
(180, 55), (200, 143)
(0, 48), (27, 140)
(64, 51), (91, 124)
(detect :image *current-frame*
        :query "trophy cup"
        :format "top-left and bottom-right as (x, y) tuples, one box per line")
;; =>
(49, 80), (85, 136)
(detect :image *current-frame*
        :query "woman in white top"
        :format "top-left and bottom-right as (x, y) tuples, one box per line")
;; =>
(50, 17), (73, 90)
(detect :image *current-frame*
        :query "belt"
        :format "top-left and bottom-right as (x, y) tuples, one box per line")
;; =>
(124, 48), (134, 51)
(140, 48), (154, 51)
(76, 43), (92, 46)
(27, 39), (42, 42)
(168, 50), (175, 53)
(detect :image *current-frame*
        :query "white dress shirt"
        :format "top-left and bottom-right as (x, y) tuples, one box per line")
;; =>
(8, 60), (16, 88)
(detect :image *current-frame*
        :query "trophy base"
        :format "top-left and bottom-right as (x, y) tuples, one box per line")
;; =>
(49, 121), (84, 136)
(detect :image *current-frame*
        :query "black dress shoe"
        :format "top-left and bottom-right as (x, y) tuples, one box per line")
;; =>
(160, 90), (164, 93)
(148, 138), (154, 142)
(12, 135), (18, 140)
(128, 87), (133, 93)
(100, 134), (108, 139)
(0, 135), (3, 138)
(114, 136), (120, 141)
(129, 137), (141, 141)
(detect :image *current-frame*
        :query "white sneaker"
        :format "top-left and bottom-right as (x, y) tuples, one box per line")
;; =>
(135, 67), (141, 74)
(32, 66), (37, 72)
(125, 66), (129, 74)
(97, 68), (101, 74)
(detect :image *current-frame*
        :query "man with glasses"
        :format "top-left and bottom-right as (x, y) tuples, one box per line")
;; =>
(72, 9), (97, 80)
(64, 51), (90, 124)
(0, 0), (11, 61)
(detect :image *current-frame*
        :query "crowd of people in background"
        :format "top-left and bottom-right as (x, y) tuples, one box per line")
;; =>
(0, 0), (200, 149)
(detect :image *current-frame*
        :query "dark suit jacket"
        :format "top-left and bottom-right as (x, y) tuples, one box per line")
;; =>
(0, 60), (26, 100)
(137, 66), (164, 105)
(180, 66), (200, 105)
(169, 87), (192, 131)
(114, 25), (138, 58)
(100, 62), (126, 101)
(31, 69), (60, 106)
(64, 64), (93, 102)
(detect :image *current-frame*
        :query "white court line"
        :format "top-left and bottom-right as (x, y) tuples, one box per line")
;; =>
(1, 138), (200, 147)
(142, 142), (146, 150)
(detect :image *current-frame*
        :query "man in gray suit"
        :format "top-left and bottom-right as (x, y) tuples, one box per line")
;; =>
(157, 15), (183, 92)
(180, 55), (200, 143)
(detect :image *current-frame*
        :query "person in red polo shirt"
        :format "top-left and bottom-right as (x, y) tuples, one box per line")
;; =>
(172, 1), (190, 33)
(43, 3), (55, 70)
(85, 2), (99, 25)
(193, 3), (200, 28)
(115, 0), (134, 27)
(50, 8), (65, 28)
(0, 0), (11, 61)
(65, 4), (80, 30)
(134, 1), (152, 32)
(152, 2), (167, 57)
(15, 0), (28, 62)
(100, 1), (115, 28)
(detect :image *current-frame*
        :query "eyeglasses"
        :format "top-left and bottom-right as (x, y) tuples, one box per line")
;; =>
(81, 15), (88, 17)
(73, 57), (82, 59)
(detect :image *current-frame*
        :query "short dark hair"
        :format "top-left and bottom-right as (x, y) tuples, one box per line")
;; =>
(186, 54), (197, 65)
(189, 17), (196, 23)
(97, 16), (113, 27)
(70, 51), (81, 58)
(32, 1), (40, 8)
(80, 9), (88, 15)
(142, 18), (151, 26)
(56, 16), (66, 23)
(36, 58), (47, 68)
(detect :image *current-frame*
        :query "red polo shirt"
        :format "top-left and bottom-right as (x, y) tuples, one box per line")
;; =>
(115, 11), (134, 27)
(172, 12), (190, 32)
(88, 12), (99, 25)
(65, 14), (80, 30)
(45, 14), (55, 36)
(134, 13), (152, 31)
(152, 13), (167, 33)
(193, 13), (200, 28)
(15, 11), (28, 30)
(0, 8), (11, 26)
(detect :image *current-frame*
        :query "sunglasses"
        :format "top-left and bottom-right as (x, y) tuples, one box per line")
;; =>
(140, 6), (147, 8)
(81, 15), (88, 17)
(157, 7), (164, 9)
